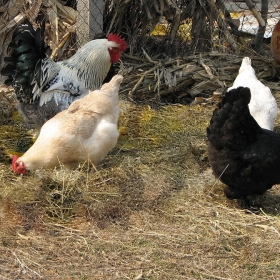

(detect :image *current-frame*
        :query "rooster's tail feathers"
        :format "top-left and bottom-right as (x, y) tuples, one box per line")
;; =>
(1, 20), (48, 103)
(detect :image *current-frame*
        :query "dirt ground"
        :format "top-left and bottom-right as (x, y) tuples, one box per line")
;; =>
(0, 59), (280, 279)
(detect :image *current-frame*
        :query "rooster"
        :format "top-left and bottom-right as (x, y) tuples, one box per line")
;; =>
(1, 20), (127, 126)
(227, 57), (277, 130)
(207, 87), (280, 200)
(11, 74), (123, 174)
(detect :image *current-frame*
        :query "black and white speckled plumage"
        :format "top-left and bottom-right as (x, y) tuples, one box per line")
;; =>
(32, 39), (116, 105)
(17, 99), (69, 127)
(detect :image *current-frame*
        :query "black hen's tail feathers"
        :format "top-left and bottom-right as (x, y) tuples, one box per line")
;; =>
(1, 20), (48, 103)
(207, 87), (261, 151)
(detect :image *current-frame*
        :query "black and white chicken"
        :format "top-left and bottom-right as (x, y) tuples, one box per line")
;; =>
(1, 20), (127, 126)
(227, 57), (277, 131)
(207, 87), (280, 200)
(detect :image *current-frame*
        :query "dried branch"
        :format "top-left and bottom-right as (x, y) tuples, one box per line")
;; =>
(253, 0), (268, 54)
(142, 48), (159, 64)
(207, 0), (238, 51)
(128, 65), (158, 98)
(215, 0), (245, 45)
(50, 31), (71, 59)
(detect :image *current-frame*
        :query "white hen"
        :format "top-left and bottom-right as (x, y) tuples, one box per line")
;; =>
(227, 57), (277, 130)
(12, 75), (123, 174)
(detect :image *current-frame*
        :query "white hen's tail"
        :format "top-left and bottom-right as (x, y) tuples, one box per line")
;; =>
(101, 75), (123, 94)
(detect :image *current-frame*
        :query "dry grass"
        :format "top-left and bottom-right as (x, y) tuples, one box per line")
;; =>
(0, 71), (280, 279)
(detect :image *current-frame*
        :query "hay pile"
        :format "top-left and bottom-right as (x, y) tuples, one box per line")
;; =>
(121, 53), (279, 103)
(0, 94), (280, 278)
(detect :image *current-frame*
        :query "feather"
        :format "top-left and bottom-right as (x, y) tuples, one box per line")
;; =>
(4, 57), (15, 65)
(14, 44), (38, 54)
(17, 53), (39, 62)
(8, 42), (17, 50)
(16, 60), (38, 70)
(4, 78), (13, 86)
(35, 23), (44, 50)
(16, 76), (29, 85)
(38, 89), (73, 106)
(0, 64), (15, 76)
(14, 32), (35, 44)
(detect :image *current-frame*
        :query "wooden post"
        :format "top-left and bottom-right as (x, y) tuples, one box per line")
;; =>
(254, 0), (268, 54)
(244, 0), (266, 27)
(76, 0), (104, 47)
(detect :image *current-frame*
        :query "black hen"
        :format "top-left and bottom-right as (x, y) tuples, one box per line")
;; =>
(207, 87), (280, 199)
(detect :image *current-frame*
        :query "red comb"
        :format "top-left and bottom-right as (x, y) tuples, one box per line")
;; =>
(107, 34), (127, 51)
(12, 155), (19, 171)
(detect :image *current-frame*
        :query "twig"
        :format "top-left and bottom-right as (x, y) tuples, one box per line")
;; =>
(123, 53), (147, 62)
(210, 164), (229, 192)
(207, 0), (238, 51)
(50, 31), (71, 59)
(195, 266), (233, 280)
(154, 66), (164, 93)
(141, 48), (159, 64)
(106, 0), (123, 36)
(215, 0), (244, 44)
(10, 250), (42, 278)
(199, 59), (224, 87)
(128, 65), (158, 98)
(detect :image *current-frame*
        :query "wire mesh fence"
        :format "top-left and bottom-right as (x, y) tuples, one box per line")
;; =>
(0, 0), (279, 84)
